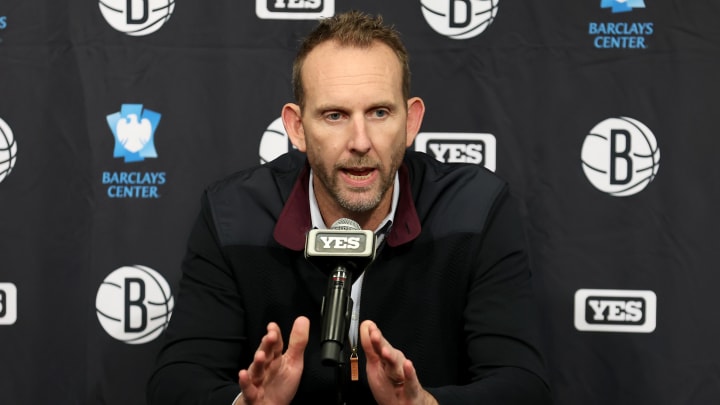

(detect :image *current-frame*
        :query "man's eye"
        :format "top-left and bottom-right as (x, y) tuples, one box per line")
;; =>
(373, 109), (388, 118)
(326, 112), (342, 121)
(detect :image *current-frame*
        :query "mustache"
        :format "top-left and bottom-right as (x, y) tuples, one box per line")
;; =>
(334, 157), (380, 170)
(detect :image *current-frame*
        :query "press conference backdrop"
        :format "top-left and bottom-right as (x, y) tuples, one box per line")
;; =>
(0, 1), (718, 404)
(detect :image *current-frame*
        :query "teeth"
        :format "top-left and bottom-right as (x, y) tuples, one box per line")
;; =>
(348, 172), (371, 180)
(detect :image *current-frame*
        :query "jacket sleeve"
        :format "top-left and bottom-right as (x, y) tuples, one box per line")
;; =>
(147, 192), (244, 405)
(428, 190), (552, 404)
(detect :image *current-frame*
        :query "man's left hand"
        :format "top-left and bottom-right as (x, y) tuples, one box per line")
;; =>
(359, 320), (439, 405)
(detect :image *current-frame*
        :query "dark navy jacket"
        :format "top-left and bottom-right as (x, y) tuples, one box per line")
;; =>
(148, 150), (551, 404)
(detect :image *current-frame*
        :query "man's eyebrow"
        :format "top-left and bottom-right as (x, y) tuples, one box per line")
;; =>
(313, 104), (345, 112)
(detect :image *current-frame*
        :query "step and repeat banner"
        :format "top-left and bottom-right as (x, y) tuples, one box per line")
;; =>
(1, 1), (719, 404)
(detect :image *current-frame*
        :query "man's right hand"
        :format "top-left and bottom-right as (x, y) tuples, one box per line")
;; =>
(236, 316), (310, 405)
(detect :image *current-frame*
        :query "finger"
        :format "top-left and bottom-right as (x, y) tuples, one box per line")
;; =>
(247, 321), (284, 382)
(238, 369), (256, 398)
(247, 346), (269, 385)
(380, 346), (406, 384)
(401, 359), (420, 391)
(285, 316), (310, 361)
(359, 320), (381, 362)
(371, 330), (406, 384)
(370, 326), (401, 367)
(362, 321), (407, 383)
(264, 322), (284, 360)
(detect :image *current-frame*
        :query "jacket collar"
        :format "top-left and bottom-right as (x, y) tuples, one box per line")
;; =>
(273, 160), (421, 251)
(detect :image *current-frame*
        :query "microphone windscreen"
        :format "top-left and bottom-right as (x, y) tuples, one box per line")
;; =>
(330, 218), (361, 231)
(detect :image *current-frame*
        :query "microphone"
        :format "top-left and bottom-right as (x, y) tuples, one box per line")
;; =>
(305, 218), (376, 367)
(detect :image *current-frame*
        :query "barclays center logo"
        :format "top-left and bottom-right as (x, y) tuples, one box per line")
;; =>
(0, 14), (7, 44)
(103, 104), (166, 199)
(99, 0), (175, 36)
(107, 104), (160, 163)
(590, 0), (653, 49)
(601, 0), (645, 14)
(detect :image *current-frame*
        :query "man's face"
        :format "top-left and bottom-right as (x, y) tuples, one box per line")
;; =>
(296, 41), (411, 214)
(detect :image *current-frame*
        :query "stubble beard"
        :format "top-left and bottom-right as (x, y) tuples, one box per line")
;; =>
(313, 148), (405, 214)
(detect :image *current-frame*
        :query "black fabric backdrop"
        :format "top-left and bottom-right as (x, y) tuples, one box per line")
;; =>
(1, 1), (719, 404)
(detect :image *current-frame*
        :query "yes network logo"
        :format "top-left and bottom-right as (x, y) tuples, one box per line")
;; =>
(256, 0), (334, 20)
(415, 132), (496, 171)
(601, 0), (645, 14)
(107, 104), (160, 163)
(575, 288), (656, 333)
(0, 283), (18, 325)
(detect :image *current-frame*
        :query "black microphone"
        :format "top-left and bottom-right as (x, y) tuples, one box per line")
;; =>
(305, 218), (376, 367)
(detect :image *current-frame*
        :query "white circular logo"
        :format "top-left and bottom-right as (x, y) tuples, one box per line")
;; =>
(99, 0), (175, 36)
(96, 265), (174, 344)
(421, 0), (499, 40)
(0, 117), (17, 184)
(581, 117), (660, 197)
(259, 117), (295, 164)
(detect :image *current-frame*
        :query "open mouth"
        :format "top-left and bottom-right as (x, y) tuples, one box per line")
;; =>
(343, 167), (374, 180)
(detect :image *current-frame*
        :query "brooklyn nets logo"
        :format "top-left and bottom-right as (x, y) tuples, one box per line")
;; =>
(581, 117), (660, 196)
(421, 0), (498, 39)
(99, 0), (175, 36)
(0, 117), (17, 184)
(96, 265), (174, 344)
(258, 117), (295, 164)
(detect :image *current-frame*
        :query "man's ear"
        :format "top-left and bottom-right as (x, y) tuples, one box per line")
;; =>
(405, 97), (426, 147)
(282, 103), (306, 152)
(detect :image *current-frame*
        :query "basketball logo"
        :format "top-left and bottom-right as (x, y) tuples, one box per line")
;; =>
(259, 117), (296, 164)
(421, 0), (499, 40)
(0, 117), (17, 184)
(99, 0), (176, 36)
(581, 117), (660, 197)
(96, 265), (174, 344)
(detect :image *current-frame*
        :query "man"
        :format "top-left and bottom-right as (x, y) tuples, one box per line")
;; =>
(148, 11), (551, 405)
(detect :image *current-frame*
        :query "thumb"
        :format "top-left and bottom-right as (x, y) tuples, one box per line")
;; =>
(285, 316), (310, 360)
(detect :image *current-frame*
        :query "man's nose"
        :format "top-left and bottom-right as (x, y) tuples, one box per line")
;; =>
(348, 116), (372, 154)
